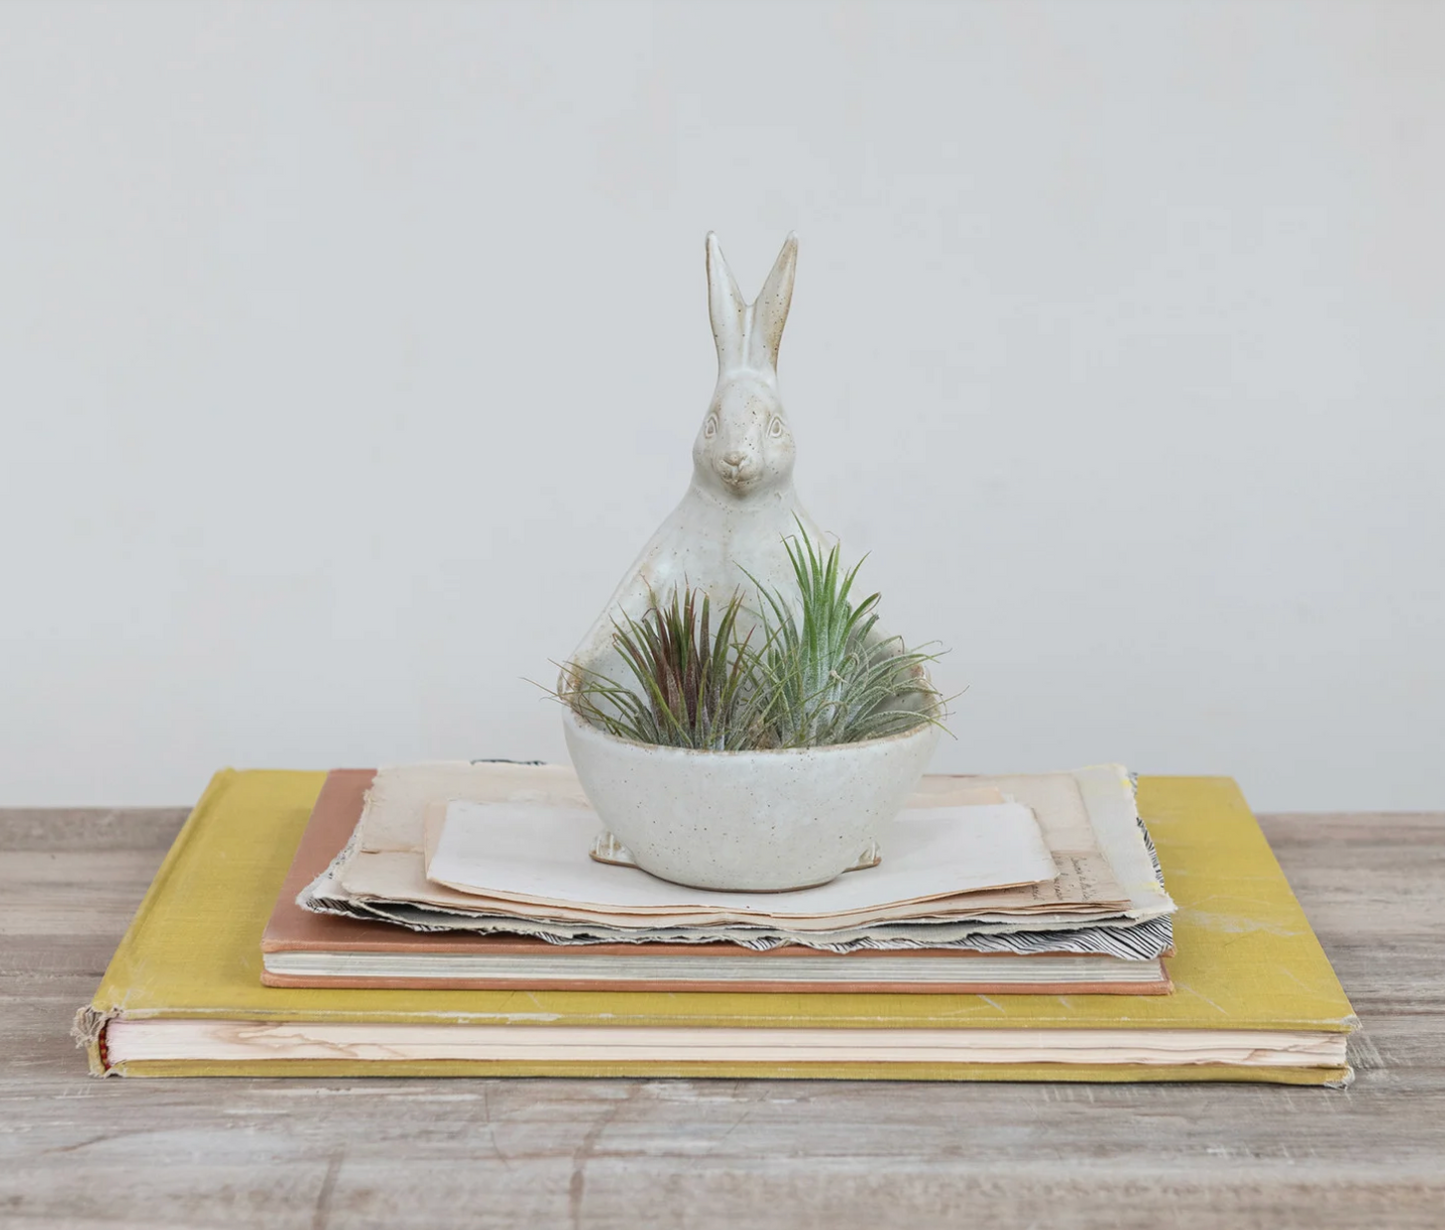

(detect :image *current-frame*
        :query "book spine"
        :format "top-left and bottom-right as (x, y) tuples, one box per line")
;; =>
(70, 769), (240, 1077)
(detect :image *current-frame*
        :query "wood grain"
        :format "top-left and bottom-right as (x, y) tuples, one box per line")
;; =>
(1, 807), (1442, 1229)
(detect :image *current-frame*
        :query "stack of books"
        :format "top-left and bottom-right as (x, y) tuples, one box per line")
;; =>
(76, 764), (1356, 1084)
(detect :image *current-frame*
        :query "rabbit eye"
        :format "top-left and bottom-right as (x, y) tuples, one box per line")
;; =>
(768, 416), (785, 438)
(703, 417), (717, 439)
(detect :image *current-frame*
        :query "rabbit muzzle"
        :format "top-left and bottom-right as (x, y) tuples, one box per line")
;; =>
(717, 451), (760, 490)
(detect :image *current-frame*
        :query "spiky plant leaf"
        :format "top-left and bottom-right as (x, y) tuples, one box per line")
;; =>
(557, 587), (765, 751)
(742, 523), (944, 748)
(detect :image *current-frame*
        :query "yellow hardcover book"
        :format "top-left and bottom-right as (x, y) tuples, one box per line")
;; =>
(74, 770), (1356, 1084)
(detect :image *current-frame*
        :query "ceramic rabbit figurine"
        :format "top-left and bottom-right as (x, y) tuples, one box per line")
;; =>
(559, 233), (941, 891)
(567, 233), (828, 680)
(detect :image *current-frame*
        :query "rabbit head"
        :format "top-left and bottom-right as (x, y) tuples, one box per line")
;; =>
(692, 232), (799, 500)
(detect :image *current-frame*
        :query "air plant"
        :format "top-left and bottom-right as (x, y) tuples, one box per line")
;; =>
(559, 587), (765, 751)
(555, 527), (947, 751)
(743, 528), (946, 748)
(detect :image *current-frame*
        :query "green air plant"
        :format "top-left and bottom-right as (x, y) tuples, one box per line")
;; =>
(557, 527), (946, 751)
(744, 529), (945, 748)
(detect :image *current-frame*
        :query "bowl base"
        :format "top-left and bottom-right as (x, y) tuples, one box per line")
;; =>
(588, 831), (882, 892)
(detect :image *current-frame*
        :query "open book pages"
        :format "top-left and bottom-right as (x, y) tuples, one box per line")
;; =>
(102, 1019), (1344, 1071)
(299, 764), (1176, 955)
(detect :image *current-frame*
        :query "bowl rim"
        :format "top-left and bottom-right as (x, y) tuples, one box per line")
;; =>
(560, 702), (942, 760)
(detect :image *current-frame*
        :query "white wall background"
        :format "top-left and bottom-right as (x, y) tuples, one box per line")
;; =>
(1, 0), (1441, 810)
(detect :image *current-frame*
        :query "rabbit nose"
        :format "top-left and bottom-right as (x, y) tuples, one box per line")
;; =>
(723, 450), (746, 467)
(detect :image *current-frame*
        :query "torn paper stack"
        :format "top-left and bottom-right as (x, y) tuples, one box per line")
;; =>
(300, 763), (1176, 957)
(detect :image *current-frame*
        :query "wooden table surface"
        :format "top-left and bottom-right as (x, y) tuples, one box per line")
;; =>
(2, 807), (1442, 1229)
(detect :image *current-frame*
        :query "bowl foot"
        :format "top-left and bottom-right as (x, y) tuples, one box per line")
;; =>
(588, 831), (881, 888)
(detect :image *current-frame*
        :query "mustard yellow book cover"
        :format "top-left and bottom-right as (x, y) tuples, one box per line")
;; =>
(75, 770), (1355, 1083)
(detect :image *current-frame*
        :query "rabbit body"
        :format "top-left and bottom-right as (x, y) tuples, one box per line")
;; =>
(568, 233), (827, 679)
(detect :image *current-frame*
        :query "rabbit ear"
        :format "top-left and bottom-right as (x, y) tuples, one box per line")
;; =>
(706, 232), (747, 369)
(747, 232), (797, 375)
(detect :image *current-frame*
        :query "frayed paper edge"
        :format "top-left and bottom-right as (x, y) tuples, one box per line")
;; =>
(72, 1004), (118, 1077)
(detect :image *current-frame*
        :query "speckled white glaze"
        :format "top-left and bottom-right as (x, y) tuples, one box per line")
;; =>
(560, 233), (940, 891)
(563, 706), (940, 891)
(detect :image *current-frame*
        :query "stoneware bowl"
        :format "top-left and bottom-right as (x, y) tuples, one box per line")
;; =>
(561, 706), (940, 892)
